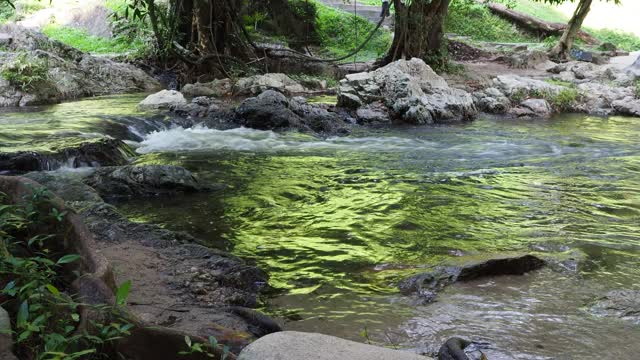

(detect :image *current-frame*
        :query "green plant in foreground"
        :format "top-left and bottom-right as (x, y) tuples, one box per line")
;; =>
(0, 52), (49, 92)
(550, 87), (579, 111)
(1, 189), (133, 360)
(179, 335), (230, 359)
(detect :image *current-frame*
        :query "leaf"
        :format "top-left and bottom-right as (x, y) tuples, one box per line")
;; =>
(116, 280), (132, 305)
(46, 284), (60, 296)
(71, 313), (80, 322)
(56, 254), (81, 265)
(16, 300), (29, 328)
(208, 336), (218, 348)
(184, 335), (192, 348)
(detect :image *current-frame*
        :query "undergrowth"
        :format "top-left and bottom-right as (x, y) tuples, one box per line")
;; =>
(313, 0), (391, 63)
(42, 25), (150, 57)
(0, 52), (49, 91)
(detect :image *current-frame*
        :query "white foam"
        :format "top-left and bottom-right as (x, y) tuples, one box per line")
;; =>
(135, 126), (438, 154)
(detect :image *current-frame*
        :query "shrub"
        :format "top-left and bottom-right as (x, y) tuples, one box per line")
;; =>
(0, 52), (49, 91)
(549, 87), (580, 111)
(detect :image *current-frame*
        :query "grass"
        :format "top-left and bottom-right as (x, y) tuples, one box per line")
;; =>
(42, 24), (149, 56)
(313, 0), (392, 62)
(445, 0), (537, 43)
(512, 0), (568, 24)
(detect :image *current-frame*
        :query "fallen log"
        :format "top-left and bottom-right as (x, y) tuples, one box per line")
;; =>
(486, 2), (599, 45)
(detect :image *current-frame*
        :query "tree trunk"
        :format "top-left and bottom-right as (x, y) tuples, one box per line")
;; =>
(549, 0), (593, 60)
(382, 0), (451, 67)
(176, 0), (194, 46)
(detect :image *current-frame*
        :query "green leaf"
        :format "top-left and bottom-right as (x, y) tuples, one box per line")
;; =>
(56, 254), (81, 265)
(46, 284), (60, 296)
(116, 280), (131, 305)
(208, 336), (218, 348)
(71, 313), (80, 322)
(16, 300), (29, 328)
(184, 335), (192, 348)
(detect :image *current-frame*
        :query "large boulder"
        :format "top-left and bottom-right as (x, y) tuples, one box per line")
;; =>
(492, 75), (563, 98)
(137, 90), (187, 111)
(238, 331), (433, 360)
(84, 165), (209, 198)
(0, 24), (160, 107)
(337, 58), (477, 124)
(181, 79), (232, 97)
(589, 290), (640, 324)
(399, 254), (545, 303)
(472, 87), (511, 114)
(235, 90), (348, 134)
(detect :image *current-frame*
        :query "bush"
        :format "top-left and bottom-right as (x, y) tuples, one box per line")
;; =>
(550, 87), (580, 111)
(0, 188), (133, 360)
(589, 28), (640, 52)
(0, 52), (49, 91)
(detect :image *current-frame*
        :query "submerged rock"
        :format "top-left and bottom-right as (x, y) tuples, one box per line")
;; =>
(137, 90), (187, 111)
(399, 254), (545, 303)
(84, 165), (209, 198)
(589, 290), (640, 324)
(238, 331), (433, 360)
(337, 58), (477, 124)
(0, 137), (133, 173)
(0, 24), (160, 107)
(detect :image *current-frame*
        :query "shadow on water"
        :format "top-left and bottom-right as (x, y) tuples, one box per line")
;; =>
(2, 98), (639, 358)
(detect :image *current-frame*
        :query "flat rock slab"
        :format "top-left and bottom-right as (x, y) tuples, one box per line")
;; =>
(238, 331), (433, 360)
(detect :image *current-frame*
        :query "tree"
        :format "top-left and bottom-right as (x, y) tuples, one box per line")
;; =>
(382, 0), (451, 67)
(547, 0), (620, 60)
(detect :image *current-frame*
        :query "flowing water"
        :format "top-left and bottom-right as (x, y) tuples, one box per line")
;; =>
(1, 96), (639, 359)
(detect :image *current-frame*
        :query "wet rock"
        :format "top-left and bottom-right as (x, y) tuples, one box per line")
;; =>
(0, 306), (17, 360)
(0, 137), (133, 173)
(438, 337), (470, 360)
(399, 254), (545, 303)
(171, 96), (220, 118)
(337, 58), (477, 124)
(589, 290), (640, 324)
(235, 90), (348, 134)
(612, 97), (640, 116)
(228, 306), (283, 337)
(0, 24), (160, 107)
(233, 73), (307, 96)
(575, 82), (635, 115)
(355, 102), (392, 124)
(238, 331), (433, 360)
(84, 165), (207, 198)
(24, 170), (103, 202)
(137, 90), (187, 111)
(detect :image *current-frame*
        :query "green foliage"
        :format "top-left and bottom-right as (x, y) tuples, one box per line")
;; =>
(0, 52), (49, 91)
(0, 189), (133, 360)
(446, 0), (537, 43)
(0, 1), (14, 23)
(289, 73), (338, 88)
(179, 336), (230, 359)
(549, 87), (579, 111)
(314, 0), (391, 62)
(588, 28), (640, 52)
(42, 24), (150, 57)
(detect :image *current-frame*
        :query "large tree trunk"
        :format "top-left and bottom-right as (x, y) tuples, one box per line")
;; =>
(382, 0), (451, 67)
(549, 0), (593, 60)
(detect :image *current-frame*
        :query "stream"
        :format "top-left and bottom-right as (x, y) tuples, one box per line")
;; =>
(1, 95), (639, 359)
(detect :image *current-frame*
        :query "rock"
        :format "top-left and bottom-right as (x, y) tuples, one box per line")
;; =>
(137, 90), (187, 111)
(172, 96), (221, 118)
(612, 96), (640, 116)
(338, 58), (476, 124)
(509, 49), (549, 69)
(599, 42), (617, 52)
(238, 331), (433, 360)
(576, 82), (635, 115)
(24, 170), (103, 203)
(626, 54), (640, 77)
(181, 79), (232, 97)
(589, 290), (640, 324)
(399, 254), (545, 303)
(472, 87), (511, 114)
(233, 73), (307, 96)
(0, 306), (17, 360)
(0, 25), (160, 107)
(84, 165), (208, 198)
(571, 49), (593, 62)
(438, 338), (471, 360)
(0, 33), (11, 47)
(493, 75), (562, 98)
(355, 102), (391, 124)
(235, 90), (348, 134)
(0, 137), (134, 173)
(519, 98), (552, 117)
